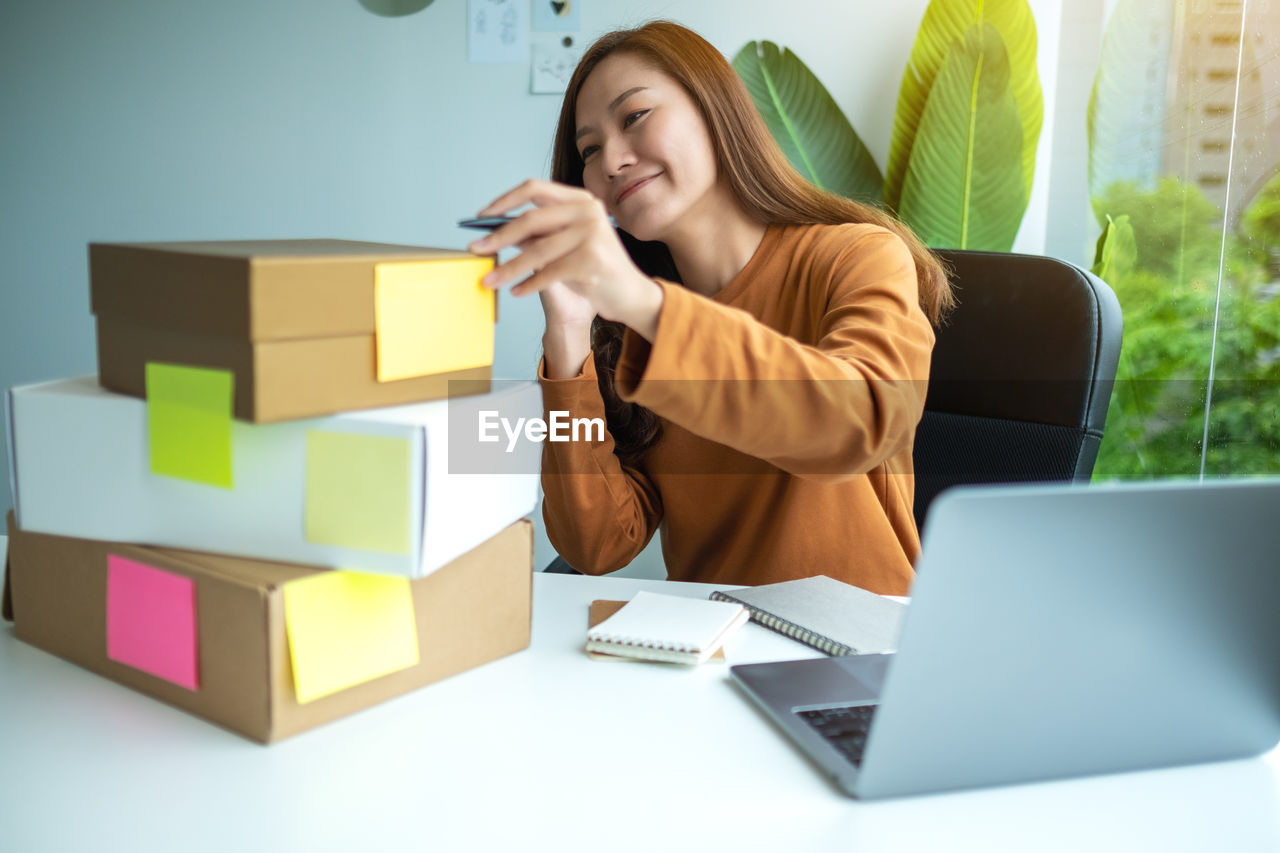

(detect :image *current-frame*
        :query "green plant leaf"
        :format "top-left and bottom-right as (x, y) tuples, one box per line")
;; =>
(1091, 213), (1139, 284)
(733, 40), (883, 204)
(898, 22), (1026, 251)
(1241, 166), (1280, 268)
(1087, 0), (1175, 224)
(886, 0), (1041, 212)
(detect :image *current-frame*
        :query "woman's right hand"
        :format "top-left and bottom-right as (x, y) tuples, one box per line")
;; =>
(539, 279), (596, 333)
(469, 178), (663, 378)
(538, 280), (596, 380)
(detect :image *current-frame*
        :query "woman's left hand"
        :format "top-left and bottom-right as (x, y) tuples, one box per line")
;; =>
(467, 179), (663, 338)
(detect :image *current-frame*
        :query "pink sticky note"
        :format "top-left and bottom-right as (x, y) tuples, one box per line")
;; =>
(106, 555), (199, 690)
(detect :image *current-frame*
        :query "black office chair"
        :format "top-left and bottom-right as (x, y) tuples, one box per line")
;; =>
(547, 249), (1124, 571)
(911, 249), (1123, 530)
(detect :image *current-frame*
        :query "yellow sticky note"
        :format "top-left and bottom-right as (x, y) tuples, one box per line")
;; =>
(146, 362), (234, 489)
(374, 258), (496, 382)
(283, 571), (419, 704)
(305, 430), (412, 555)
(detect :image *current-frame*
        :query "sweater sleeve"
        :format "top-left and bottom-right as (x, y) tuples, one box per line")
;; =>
(538, 354), (663, 574)
(615, 227), (934, 480)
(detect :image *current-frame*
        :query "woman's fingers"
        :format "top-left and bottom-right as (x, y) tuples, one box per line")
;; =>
(469, 199), (597, 256)
(509, 254), (579, 298)
(468, 178), (639, 316)
(476, 201), (606, 255)
(485, 225), (584, 290)
(477, 178), (592, 217)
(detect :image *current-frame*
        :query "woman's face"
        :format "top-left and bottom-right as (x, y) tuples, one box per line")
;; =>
(573, 52), (721, 243)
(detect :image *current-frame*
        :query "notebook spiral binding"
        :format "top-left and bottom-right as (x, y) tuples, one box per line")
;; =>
(709, 590), (854, 656)
(591, 636), (696, 653)
(584, 638), (701, 663)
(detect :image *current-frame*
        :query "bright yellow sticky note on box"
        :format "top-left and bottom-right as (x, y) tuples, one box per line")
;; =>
(283, 571), (419, 704)
(305, 430), (412, 555)
(146, 362), (234, 489)
(374, 258), (496, 382)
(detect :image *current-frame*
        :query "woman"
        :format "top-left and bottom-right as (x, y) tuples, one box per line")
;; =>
(468, 21), (951, 595)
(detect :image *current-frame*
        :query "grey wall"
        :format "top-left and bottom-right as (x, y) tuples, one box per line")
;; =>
(1, 0), (1062, 578)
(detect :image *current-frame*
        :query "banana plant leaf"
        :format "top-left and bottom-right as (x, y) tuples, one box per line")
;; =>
(733, 40), (884, 204)
(1092, 213), (1138, 284)
(1087, 0), (1175, 225)
(886, 0), (1041, 211)
(898, 22), (1026, 251)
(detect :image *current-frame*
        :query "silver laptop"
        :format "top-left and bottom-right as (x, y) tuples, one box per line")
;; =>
(730, 478), (1280, 799)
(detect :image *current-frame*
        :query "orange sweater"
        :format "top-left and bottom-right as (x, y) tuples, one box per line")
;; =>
(538, 223), (934, 595)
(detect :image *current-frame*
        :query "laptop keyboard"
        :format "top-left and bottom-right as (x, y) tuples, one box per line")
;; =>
(797, 704), (879, 767)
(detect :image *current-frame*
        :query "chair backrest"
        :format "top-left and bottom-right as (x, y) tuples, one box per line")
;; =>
(912, 249), (1123, 531)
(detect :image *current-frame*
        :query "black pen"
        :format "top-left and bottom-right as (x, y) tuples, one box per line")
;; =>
(458, 214), (620, 231)
(457, 216), (517, 231)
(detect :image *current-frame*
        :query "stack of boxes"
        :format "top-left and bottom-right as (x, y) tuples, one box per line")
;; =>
(2, 239), (542, 742)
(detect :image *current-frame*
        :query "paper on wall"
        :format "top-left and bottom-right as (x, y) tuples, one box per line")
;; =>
(531, 0), (579, 31)
(530, 36), (583, 95)
(468, 0), (528, 63)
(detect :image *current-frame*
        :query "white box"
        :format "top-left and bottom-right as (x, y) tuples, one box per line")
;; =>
(6, 377), (541, 578)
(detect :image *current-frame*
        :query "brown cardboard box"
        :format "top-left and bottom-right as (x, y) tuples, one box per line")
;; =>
(2, 513), (532, 743)
(90, 239), (496, 422)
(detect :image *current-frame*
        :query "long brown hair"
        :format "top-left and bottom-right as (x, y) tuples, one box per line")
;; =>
(550, 20), (953, 466)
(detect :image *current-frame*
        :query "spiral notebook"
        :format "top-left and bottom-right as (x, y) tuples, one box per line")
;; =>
(586, 600), (730, 662)
(585, 591), (749, 665)
(709, 575), (905, 656)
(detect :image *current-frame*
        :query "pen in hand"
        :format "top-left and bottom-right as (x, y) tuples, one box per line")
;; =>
(457, 216), (517, 231)
(457, 214), (619, 231)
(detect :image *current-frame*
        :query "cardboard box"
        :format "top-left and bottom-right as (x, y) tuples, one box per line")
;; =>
(6, 376), (541, 578)
(91, 239), (497, 422)
(2, 514), (533, 743)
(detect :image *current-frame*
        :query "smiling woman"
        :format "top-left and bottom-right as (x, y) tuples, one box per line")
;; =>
(467, 21), (952, 595)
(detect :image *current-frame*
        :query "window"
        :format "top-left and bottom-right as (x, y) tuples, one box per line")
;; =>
(1082, 1), (1280, 479)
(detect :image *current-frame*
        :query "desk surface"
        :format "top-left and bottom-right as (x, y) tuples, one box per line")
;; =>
(1, 557), (1278, 852)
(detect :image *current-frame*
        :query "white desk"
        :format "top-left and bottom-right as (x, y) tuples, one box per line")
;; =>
(1, 569), (1278, 852)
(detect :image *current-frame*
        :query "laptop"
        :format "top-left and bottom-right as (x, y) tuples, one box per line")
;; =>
(729, 478), (1280, 799)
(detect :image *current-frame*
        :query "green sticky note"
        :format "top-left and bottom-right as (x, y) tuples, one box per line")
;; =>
(283, 571), (419, 704)
(305, 430), (412, 555)
(146, 363), (234, 489)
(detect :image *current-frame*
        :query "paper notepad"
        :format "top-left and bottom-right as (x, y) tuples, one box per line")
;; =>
(710, 575), (906, 656)
(585, 591), (749, 665)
